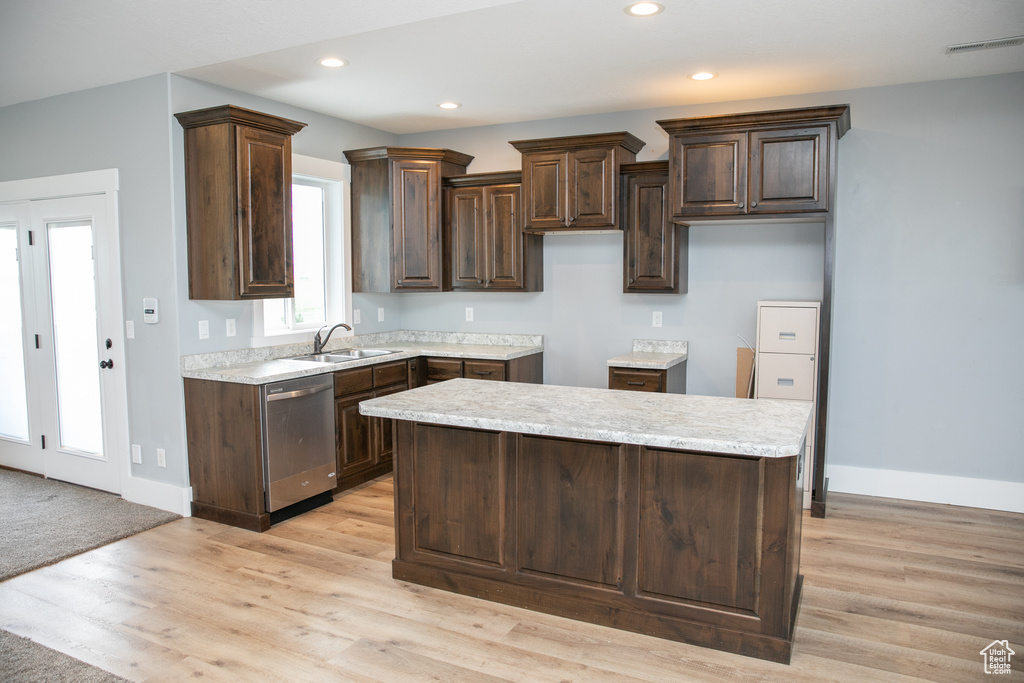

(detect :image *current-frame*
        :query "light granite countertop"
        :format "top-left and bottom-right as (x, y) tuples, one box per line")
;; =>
(360, 378), (810, 458)
(181, 330), (543, 385)
(607, 339), (688, 370)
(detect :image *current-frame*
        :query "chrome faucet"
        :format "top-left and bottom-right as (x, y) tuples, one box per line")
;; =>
(313, 322), (352, 354)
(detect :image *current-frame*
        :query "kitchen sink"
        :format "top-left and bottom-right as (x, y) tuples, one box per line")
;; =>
(289, 349), (397, 363)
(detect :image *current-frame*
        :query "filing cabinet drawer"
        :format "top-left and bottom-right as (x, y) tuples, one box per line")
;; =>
(756, 353), (816, 400)
(758, 305), (818, 354)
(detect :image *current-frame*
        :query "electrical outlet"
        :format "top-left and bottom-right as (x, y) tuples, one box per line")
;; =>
(131, 444), (142, 464)
(156, 448), (166, 468)
(465, 307), (474, 322)
(125, 320), (135, 340)
(353, 309), (361, 325)
(653, 311), (663, 328)
(198, 320), (209, 340)
(226, 319), (236, 337)
(377, 307), (384, 322)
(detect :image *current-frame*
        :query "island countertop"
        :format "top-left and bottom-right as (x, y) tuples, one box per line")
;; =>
(360, 378), (811, 457)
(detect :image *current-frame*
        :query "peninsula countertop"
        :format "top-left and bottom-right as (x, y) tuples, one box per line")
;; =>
(360, 378), (811, 458)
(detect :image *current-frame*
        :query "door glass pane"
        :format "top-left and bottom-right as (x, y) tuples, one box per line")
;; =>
(47, 222), (103, 455)
(0, 225), (30, 441)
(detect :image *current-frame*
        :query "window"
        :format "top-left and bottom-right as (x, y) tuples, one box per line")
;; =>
(256, 155), (351, 345)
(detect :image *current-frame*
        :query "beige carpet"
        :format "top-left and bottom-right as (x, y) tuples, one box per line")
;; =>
(0, 468), (180, 582)
(0, 630), (130, 683)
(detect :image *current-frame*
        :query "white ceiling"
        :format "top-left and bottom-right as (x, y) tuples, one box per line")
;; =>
(3, 0), (1023, 134)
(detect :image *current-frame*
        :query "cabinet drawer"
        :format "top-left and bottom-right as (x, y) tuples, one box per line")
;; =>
(426, 358), (464, 383)
(756, 354), (815, 400)
(609, 368), (664, 392)
(335, 367), (373, 396)
(758, 306), (818, 354)
(373, 360), (408, 389)
(464, 360), (506, 381)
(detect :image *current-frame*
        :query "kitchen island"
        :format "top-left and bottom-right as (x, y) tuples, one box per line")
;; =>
(360, 380), (811, 663)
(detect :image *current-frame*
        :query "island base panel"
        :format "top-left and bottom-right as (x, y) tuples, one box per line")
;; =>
(393, 559), (800, 664)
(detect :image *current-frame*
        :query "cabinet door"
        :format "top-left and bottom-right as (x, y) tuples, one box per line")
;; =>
(448, 186), (486, 290)
(392, 160), (442, 290)
(235, 125), (294, 298)
(484, 184), (525, 290)
(669, 132), (747, 218)
(748, 126), (829, 214)
(624, 171), (680, 292)
(336, 389), (375, 477)
(522, 151), (568, 231)
(568, 147), (617, 229)
(372, 383), (406, 465)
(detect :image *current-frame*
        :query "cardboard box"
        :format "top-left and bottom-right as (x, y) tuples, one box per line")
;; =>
(736, 348), (755, 398)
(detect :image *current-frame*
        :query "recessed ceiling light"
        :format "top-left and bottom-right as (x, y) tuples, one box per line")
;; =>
(625, 2), (664, 16)
(438, 102), (461, 110)
(690, 72), (716, 81)
(319, 57), (346, 68)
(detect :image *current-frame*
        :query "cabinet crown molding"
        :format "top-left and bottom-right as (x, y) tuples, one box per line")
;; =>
(174, 105), (307, 136)
(619, 160), (669, 174)
(444, 170), (522, 188)
(509, 131), (646, 154)
(343, 146), (474, 167)
(657, 105), (850, 138)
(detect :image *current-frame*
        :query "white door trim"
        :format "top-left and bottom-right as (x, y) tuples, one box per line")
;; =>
(0, 170), (129, 494)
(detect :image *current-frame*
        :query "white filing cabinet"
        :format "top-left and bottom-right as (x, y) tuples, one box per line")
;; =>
(755, 300), (820, 509)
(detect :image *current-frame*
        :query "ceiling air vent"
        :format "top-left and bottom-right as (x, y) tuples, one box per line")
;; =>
(946, 36), (1024, 54)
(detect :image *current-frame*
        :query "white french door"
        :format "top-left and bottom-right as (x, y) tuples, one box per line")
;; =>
(0, 174), (127, 493)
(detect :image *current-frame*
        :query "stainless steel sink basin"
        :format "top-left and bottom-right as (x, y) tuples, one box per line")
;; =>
(289, 349), (397, 363)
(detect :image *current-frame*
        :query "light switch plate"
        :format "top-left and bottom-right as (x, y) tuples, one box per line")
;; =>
(198, 320), (209, 340)
(353, 309), (361, 325)
(653, 311), (663, 328)
(466, 307), (474, 322)
(131, 444), (142, 464)
(377, 307), (384, 322)
(125, 320), (135, 339)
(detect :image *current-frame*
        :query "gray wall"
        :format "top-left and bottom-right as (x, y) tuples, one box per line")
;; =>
(399, 71), (1024, 483)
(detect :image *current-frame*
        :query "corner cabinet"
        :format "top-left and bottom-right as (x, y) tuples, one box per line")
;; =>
(510, 132), (645, 233)
(620, 161), (688, 293)
(344, 147), (473, 293)
(657, 107), (850, 220)
(175, 105), (306, 300)
(445, 172), (543, 292)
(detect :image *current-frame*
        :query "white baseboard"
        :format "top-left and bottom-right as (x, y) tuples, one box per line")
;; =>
(828, 464), (1024, 514)
(121, 475), (192, 517)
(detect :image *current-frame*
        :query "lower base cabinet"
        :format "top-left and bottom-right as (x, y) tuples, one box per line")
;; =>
(419, 353), (544, 386)
(608, 363), (686, 394)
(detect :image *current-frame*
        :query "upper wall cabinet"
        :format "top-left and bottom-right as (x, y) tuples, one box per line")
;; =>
(344, 147), (473, 293)
(620, 161), (687, 294)
(175, 105), (306, 300)
(657, 106), (850, 221)
(510, 132), (645, 233)
(445, 171), (543, 292)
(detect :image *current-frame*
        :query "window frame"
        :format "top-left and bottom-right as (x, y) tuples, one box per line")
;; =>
(252, 155), (352, 347)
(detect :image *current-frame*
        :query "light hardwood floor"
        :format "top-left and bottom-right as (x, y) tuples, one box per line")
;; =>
(1, 478), (1021, 682)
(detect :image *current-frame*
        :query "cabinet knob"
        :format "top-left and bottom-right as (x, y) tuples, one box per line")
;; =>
(738, 202), (745, 209)
(752, 201), (758, 207)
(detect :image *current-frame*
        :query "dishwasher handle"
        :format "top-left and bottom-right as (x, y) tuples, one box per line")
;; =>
(266, 383), (333, 402)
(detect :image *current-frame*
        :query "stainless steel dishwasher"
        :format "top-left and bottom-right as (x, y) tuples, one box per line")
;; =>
(260, 373), (336, 513)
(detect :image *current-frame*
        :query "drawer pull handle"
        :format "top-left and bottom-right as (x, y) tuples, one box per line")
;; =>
(627, 381), (645, 386)
(779, 332), (797, 340)
(777, 378), (795, 387)
(473, 371), (493, 376)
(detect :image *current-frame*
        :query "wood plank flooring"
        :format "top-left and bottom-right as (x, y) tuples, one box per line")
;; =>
(1, 478), (1022, 681)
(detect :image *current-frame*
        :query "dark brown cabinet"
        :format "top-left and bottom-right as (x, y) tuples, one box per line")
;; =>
(333, 360), (409, 489)
(424, 354), (543, 385)
(620, 161), (688, 293)
(658, 108), (848, 221)
(344, 147), (473, 292)
(175, 105), (306, 300)
(510, 132), (645, 233)
(608, 364), (686, 394)
(445, 172), (542, 292)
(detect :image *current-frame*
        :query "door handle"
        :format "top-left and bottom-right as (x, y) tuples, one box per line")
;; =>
(99, 359), (114, 369)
